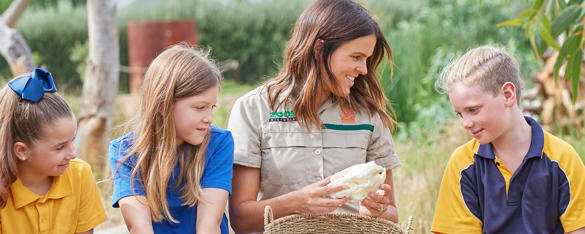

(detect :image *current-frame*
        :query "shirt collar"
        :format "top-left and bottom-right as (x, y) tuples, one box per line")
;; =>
(318, 97), (335, 115)
(11, 172), (73, 208)
(476, 116), (545, 160)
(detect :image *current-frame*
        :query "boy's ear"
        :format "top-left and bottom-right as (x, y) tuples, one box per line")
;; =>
(501, 82), (517, 107)
(13, 141), (30, 161)
(313, 39), (324, 60)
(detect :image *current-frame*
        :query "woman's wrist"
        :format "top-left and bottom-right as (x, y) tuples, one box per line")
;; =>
(281, 190), (302, 214)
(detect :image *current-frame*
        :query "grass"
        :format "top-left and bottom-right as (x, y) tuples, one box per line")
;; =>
(70, 80), (585, 233)
(393, 119), (470, 232)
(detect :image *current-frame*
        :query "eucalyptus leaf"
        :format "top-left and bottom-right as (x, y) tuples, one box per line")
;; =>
(551, 5), (582, 37)
(537, 15), (561, 50)
(533, 0), (544, 10)
(554, 35), (580, 80)
(497, 18), (525, 27)
(571, 50), (582, 103)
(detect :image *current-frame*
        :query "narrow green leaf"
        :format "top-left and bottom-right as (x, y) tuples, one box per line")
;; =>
(479, 0), (482, 7)
(538, 16), (562, 50)
(566, 51), (575, 81)
(571, 50), (582, 103)
(533, 0), (544, 10)
(554, 35), (581, 80)
(538, 37), (548, 56)
(542, 13), (552, 28)
(578, 9), (585, 27)
(551, 5), (582, 37)
(526, 22), (535, 39)
(497, 18), (525, 27)
(530, 35), (540, 59)
(545, 0), (556, 19)
(518, 8), (539, 19)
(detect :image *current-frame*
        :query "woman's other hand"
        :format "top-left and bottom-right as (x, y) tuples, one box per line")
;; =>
(359, 170), (398, 222)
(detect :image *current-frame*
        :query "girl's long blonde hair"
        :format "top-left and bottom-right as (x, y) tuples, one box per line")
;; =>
(124, 44), (221, 222)
(266, 0), (396, 131)
(0, 85), (72, 208)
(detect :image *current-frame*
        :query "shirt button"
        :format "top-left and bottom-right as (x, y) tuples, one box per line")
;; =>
(314, 149), (321, 155)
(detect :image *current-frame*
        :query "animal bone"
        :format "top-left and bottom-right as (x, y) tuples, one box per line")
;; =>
(328, 161), (386, 201)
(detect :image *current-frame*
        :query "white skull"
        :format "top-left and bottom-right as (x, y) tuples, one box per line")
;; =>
(328, 161), (386, 201)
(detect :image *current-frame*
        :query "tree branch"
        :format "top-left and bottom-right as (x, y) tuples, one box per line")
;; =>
(1, 0), (31, 27)
(0, 20), (36, 75)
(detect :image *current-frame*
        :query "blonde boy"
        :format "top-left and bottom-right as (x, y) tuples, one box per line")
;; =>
(431, 46), (585, 233)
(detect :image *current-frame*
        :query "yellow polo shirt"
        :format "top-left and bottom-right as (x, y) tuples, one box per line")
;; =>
(1, 159), (106, 234)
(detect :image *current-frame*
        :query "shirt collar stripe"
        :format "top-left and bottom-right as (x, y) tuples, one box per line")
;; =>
(322, 123), (374, 132)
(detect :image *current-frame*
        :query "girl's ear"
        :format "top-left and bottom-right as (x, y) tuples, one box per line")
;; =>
(313, 39), (324, 60)
(501, 82), (517, 107)
(13, 142), (30, 161)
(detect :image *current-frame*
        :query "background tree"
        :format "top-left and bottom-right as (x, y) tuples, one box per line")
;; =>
(75, 0), (119, 178)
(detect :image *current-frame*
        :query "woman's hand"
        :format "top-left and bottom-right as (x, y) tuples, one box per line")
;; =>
(230, 166), (348, 233)
(292, 177), (349, 215)
(359, 170), (398, 222)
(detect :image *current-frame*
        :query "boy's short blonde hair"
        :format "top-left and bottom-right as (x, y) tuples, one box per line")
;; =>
(437, 46), (522, 102)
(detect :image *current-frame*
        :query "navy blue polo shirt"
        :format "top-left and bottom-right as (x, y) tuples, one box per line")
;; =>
(432, 117), (585, 233)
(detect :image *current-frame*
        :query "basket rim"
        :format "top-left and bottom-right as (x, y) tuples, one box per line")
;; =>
(263, 205), (406, 233)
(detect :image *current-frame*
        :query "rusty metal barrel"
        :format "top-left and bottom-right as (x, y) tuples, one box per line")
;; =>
(127, 19), (197, 94)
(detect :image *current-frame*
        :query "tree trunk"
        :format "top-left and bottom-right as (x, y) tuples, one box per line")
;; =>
(76, 0), (119, 178)
(0, 19), (35, 76)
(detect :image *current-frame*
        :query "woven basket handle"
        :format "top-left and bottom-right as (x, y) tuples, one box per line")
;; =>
(405, 216), (414, 234)
(264, 205), (274, 226)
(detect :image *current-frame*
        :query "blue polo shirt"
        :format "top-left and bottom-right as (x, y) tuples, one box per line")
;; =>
(109, 125), (234, 234)
(432, 117), (585, 233)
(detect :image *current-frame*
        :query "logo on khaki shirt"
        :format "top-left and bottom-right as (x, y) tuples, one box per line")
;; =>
(269, 110), (296, 122)
(340, 106), (355, 123)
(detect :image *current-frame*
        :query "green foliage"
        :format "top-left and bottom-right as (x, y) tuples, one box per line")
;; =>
(499, 0), (585, 102)
(0, 0), (540, 127)
(118, 0), (310, 84)
(0, 0), (311, 92)
(69, 40), (89, 83)
(378, 0), (540, 127)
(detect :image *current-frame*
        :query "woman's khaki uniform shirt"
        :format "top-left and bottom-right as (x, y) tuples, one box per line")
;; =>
(227, 85), (401, 213)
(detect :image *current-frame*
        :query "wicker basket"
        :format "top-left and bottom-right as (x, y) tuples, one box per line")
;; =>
(263, 206), (409, 234)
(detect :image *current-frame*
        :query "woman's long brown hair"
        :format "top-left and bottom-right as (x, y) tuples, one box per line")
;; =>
(266, 0), (396, 131)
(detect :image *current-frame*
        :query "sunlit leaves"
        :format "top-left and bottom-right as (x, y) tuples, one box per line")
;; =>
(493, 0), (585, 102)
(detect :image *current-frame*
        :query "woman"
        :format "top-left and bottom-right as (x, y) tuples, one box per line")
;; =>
(227, 0), (400, 232)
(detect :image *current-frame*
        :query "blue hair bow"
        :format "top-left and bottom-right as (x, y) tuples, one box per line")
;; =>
(8, 68), (57, 102)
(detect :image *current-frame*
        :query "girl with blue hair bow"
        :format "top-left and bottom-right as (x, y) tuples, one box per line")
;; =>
(0, 69), (106, 234)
